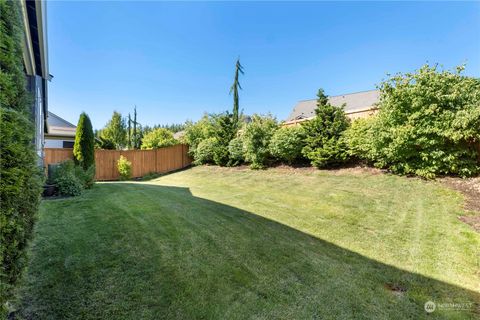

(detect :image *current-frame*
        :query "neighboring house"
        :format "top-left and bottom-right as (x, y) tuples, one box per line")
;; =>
(173, 130), (185, 140)
(45, 112), (76, 148)
(21, 0), (50, 162)
(284, 89), (380, 127)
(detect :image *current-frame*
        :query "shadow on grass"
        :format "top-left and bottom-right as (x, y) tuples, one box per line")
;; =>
(19, 182), (480, 320)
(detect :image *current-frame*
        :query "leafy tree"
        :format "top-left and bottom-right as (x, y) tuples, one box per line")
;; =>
(302, 89), (350, 168)
(100, 111), (126, 150)
(269, 126), (306, 164)
(140, 128), (177, 149)
(230, 58), (244, 129)
(194, 137), (219, 165)
(351, 64), (480, 178)
(0, 0), (42, 314)
(73, 112), (95, 170)
(243, 114), (278, 169)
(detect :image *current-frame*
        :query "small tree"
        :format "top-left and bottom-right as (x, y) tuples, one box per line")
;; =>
(140, 128), (176, 149)
(302, 89), (350, 168)
(73, 112), (95, 170)
(100, 111), (126, 150)
(117, 155), (132, 180)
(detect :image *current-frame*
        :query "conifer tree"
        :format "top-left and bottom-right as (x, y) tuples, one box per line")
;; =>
(73, 112), (95, 169)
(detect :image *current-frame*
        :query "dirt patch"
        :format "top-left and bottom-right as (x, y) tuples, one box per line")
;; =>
(441, 177), (480, 212)
(440, 176), (480, 232)
(384, 283), (407, 297)
(458, 216), (480, 233)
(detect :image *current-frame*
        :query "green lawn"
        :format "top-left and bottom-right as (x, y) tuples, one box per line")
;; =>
(18, 166), (479, 319)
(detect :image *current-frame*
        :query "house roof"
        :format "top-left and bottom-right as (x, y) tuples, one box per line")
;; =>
(46, 112), (76, 138)
(286, 89), (380, 121)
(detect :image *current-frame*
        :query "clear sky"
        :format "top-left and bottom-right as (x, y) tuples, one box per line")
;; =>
(47, 1), (480, 130)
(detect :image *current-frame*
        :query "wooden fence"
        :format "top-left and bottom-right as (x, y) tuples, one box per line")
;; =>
(44, 144), (192, 181)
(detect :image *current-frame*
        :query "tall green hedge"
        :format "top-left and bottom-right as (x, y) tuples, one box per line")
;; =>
(73, 112), (95, 170)
(0, 0), (42, 314)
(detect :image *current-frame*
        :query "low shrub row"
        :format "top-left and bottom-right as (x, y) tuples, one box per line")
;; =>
(48, 160), (95, 196)
(183, 64), (480, 178)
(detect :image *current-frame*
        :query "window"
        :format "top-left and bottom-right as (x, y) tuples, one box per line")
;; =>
(63, 141), (74, 148)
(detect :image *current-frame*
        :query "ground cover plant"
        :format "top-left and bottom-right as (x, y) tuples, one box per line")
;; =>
(17, 166), (480, 319)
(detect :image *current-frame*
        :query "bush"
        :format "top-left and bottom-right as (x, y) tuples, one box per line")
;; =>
(56, 173), (84, 196)
(243, 114), (278, 169)
(183, 115), (217, 157)
(345, 117), (378, 163)
(74, 165), (96, 189)
(194, 137), (220, 165)
(141, 128), (177, 149)
(73, 112), (95, 170)
(364, 65), (480, 178)
(0, 1), (43, 312)
(117, 155), (132, 180)
(228, 135), (245, 166)
(302, 89), (350, 168)
(50, 160), (95, 190)
(212, 113), (237, 166)
(269, 126), (306, 164)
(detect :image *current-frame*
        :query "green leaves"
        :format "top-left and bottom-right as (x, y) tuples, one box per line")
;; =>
(73, 112), (95, 170)
(347, 64), (480, 178)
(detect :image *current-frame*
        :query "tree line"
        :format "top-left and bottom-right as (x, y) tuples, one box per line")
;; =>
(94, 107), (186, 150)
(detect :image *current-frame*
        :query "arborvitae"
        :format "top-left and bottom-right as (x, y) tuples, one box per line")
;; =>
(0, 0), (42, 315)
(73, 112), (95, 169)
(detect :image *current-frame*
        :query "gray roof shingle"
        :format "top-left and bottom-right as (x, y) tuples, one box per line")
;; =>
(286, 89), (380, 121)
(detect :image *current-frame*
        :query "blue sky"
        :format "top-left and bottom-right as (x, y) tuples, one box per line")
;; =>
(47, 1), (480, 130)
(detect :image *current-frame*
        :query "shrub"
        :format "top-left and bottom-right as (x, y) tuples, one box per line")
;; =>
(228, 135), (245, 166)
(50, 160), (95, 190)
(117, 156), (132, 180)
(0, 1), (43, 313)
(74, 165), (96, 189)
(194, 137), (219, 165)
(56, 173), (84, 196)
(345, 116), (378, 163)
(269, 126), (306, 164)
(183, 115), (217, 157)
(212, 113), (237, 166)
(73, 112), (95, 170)
(243, 114), (278, 169)
(141, 128), (177, 149)
(302, 89), (350, 168)
(366, 64), (480, 178)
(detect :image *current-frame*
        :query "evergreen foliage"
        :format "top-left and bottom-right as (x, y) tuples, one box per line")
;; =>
(230, 59), (244, 129)
(73, 112), (95, 170)
(0, 0), (42, 314)
(302, 89), (350, 168)
(99, 111), (126, 150)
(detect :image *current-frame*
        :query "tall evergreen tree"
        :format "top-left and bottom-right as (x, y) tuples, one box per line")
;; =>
(133, 106), (138, 149)
(100, 111), (126, 150)
(230, 58), (244, 128)
(127, 113), (132, 149)
(73, 112), (95, 169)
(0, 0), (42, 313)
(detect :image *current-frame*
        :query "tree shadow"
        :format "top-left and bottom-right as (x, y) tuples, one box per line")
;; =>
(19, 182), (480, 320)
